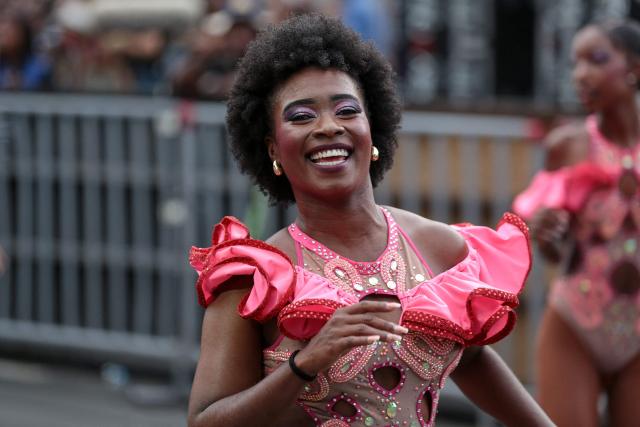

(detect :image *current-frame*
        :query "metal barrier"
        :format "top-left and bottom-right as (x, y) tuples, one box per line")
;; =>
(0, 93), (547, 420)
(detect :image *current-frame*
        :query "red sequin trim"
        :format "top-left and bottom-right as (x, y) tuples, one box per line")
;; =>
(402, 285), (520, 346)
(288, 207), (399, 275)
(320, 419), (350, 427)
(367, 361), (406, 396)
(278, 299), (346, 340)
(191, 236), (296, 322)
(439, 347), (464, 389)
(416, 385), (438, 427)
(326, 393), (362, 424)
(263, 349), (330, 401)
(498, 211), (532, 297)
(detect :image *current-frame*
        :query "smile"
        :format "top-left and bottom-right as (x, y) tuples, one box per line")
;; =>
(308, 148), (350, 166)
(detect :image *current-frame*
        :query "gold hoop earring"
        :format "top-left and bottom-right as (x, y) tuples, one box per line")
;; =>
(371, 146), (380, 162)
(272, 160), (283, 176)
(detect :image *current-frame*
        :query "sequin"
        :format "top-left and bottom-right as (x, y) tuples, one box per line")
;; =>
(386, 401), (398, 418)
(264, 208), (520, 425)
(579, 279), (591, 293)
(624, 239), (637, 254)
(288, 207), (400, 275)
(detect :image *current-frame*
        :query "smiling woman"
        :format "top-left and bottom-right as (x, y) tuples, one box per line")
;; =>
(187, 14), (554, 427)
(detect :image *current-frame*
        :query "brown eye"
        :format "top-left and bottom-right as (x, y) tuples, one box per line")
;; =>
(337, 107), (359, 116)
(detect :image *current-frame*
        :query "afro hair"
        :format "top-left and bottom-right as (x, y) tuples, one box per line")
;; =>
(225, 13), (402, 205)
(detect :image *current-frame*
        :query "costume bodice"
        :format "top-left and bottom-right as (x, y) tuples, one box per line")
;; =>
(265, 208), (464, 426)
(190, 209), (530, 426)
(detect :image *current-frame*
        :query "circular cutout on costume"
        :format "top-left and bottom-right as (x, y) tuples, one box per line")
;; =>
(609, 260), (640, 294)
(368, 362), (406, 396)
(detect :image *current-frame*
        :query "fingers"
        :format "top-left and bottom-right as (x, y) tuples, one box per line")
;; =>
(339, 323), (404, 343)
(348, 313), (408, 334)
(337, 335), (384, 349)
(533, 208), (570, 243)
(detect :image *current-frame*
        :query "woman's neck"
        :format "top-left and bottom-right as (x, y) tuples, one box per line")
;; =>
(293, 188), (387, 261)
(598, 99), (640, 148)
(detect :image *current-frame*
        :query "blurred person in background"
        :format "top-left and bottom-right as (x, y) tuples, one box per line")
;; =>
(514, 19), (640, 427)
(171, 10), (257, 100)
(102, 28), (171, 95)
(341, 0), (392, 60)
(0, 12), (51, 90)
(187, 14), (553, 427)
(51, 0), (133, 93)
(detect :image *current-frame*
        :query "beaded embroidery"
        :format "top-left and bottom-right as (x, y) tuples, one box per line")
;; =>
(288, 207), (399, 275)
(194, 210), (528, 426)
(328, 343), (377, 383)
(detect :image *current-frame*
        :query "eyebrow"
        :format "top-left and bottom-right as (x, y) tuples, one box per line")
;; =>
(282, 94), (360, 116)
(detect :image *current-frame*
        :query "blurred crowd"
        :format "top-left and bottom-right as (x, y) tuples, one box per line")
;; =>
(0, 0), (394, 100)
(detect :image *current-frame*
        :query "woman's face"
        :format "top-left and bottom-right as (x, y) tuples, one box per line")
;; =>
(571, 26), (636, 111)
(268, 68), (373, 202)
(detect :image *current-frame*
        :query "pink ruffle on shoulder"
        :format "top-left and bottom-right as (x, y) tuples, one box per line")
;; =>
(513, 162), (613, 220)
(400, 213), (531, 346)
(189, 216), (295, 322)
(191, 214), (531, 347)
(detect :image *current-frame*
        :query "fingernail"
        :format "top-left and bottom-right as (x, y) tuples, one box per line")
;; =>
(387, 302), (401, 308)
(388, 334), (403, 342)
(368, 335), (381, 343)
(396, 326), (409, 334)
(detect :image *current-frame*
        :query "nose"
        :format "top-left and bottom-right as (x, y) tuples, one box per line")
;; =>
(312, 112), (345, 138)
(572, 61), (588, 86)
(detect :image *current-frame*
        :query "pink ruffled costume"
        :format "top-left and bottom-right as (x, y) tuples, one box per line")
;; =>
(190, 208), (530, 426)
(514, 115), (640, 373)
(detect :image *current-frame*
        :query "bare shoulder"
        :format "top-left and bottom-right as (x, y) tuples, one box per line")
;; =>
(265, 227), (297, 262)
(543, 121), (589, 171)
(386, 207), (467, 275)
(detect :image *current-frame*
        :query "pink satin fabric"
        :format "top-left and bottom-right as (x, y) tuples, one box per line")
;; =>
(190, 213), (530, 347)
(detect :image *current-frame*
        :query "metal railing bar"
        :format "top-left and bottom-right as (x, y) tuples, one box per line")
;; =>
(58, 116), (80, 326)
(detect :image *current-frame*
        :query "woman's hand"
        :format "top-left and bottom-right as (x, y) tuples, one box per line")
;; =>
(530, 208), (570, 263)
(293, 301), (408, 376)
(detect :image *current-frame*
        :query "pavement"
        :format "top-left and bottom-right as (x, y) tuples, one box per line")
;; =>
(0, 358), (187, 427)
(0, 357), (479, 427)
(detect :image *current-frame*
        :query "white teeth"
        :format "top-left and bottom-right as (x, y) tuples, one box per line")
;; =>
(316, 159), (344, 166)
(309, 148), (349, 161)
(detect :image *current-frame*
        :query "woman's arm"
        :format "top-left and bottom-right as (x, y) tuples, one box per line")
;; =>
(188, 280), (309, 427)
(450, 346), (555, 426)
(528, 124), (586, 263)
(188, 277), (408, 427)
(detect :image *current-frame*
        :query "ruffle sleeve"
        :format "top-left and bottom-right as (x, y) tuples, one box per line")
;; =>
(400, 213), (531, 346)
(277, 268), (354, 340)
(513, 162), (613, 220)
(189, 216), (295, 322)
